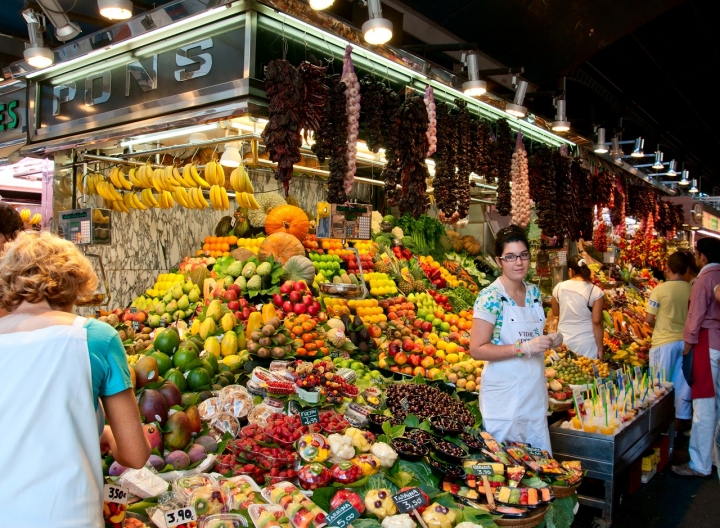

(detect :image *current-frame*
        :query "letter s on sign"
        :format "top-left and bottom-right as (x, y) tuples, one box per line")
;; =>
(175, 38), (213, 81)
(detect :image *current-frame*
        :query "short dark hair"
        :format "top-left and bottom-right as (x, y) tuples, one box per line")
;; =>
(495, 225), (529, 256)
(697, 238), (720, 264)
(667, 251), (690, 275)
(0, 202), (24, 241)
(686, 251), (700, 275)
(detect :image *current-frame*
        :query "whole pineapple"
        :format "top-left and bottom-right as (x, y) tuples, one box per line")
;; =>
(411, 263), (427, 293)
(397, 279), (414, 295)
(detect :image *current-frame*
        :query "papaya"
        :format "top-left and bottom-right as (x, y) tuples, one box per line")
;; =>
(221, 331), (239, 357)
(262, 304), (278, 324)
(246, 312), (264, 340)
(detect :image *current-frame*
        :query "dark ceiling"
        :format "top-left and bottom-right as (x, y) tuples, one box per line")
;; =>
(1, 0), (717, 193)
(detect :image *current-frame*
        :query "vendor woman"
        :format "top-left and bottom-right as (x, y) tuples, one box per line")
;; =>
(470, 226), (561, 453)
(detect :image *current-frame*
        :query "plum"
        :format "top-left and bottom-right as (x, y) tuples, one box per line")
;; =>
(187, 443), (206, 464)
(165, 450), (191, 470)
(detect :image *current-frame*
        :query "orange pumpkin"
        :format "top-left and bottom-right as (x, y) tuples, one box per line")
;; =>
(265, 205), (310, 241)
(258, 232), (306, 264)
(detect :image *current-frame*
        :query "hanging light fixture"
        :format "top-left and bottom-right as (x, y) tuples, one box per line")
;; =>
(631, 137), (644, 157)
(679, 170), (690, 185)
(220, 142), (242, 168)
(506, 79), (528, 118)
(593, 127), (608, 153)
(36, 0), (81, 41)
(551, 98), (570, 132)
(462, 52), (487, 97)
(362, 0), (393, 45)
(667, 160), (677, 177)
(98, 0), (133, 20)
(689, 179), (699, 193)
(22, 10), (54, 69)
(652, 149), (664, 170)
(608, 136), (623, 159)
(309, 0), (334, 9)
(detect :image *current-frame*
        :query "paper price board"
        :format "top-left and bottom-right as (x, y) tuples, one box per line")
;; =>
(103, 484), (128, 528)
(165, 506), (197, 527)
(392, 487), (428, 514)
(325, 500), (360, 528)
(400, 397), (409, 411)
(472, 464), (495, 476)
(300, 408), (320, 426)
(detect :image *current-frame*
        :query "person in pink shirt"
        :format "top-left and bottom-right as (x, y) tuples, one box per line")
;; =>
(673, 237), (720, 477)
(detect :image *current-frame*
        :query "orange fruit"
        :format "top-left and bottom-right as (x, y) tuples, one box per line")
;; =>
(302, 333), (313, 343)
(296, 348), (307, 356)
(292, 325), (303, 336)
(302, 322), (314, 332)
(306, 343), (317, 351)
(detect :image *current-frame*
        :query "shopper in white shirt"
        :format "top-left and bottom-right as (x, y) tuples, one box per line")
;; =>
(551, 255), (605, 359)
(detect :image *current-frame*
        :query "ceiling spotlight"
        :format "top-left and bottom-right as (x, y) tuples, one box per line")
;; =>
(551, 99), (570, 132)
(462, 52), (487, 97)
(188, 133), (209, 144)
(220, 142), (242, 168)
(36, 0), (81, 41)
(652, 149), (664, 170)
(21, 10), (54, 69)
(667, 160), (677, 177)
(506, 79), (528, 118)
(689, 179), (699, 194)
(309, 0), (335, 9)
(631, 137), (644, 157)
(98, 0), (133, 20)
(609, 136), (623, 159)
(362, 0), (393, 45)
(593, 127), (608, 154)
(679, 170), (690, 185)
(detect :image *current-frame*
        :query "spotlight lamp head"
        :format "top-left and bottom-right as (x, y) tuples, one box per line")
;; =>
(309, 0), (335, 9)
(551, 99), (570, 132)
(21, 9), (54, 69)
(506, 79), (528, 118)
(98, 0), (133, 20)
(593, 127), (608, 154)
(679, 170), (690, 185)
(689, 179), (699, 194)
(609, 136), (624, 159)
(37, 0), (81, 41)
(362, 0), (393, 45)
(667, 160), (677, 177)
(652, 149), (664, 170)
(462, 52), (487, 97)
(631, 137), (644, 157)
(220, 143), (242, 168)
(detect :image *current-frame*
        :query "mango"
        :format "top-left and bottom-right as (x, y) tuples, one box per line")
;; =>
(221, 331), (239, 357)
(163, 411), (193, 451)
(133, 355), (159, 389)
(199, 318), (217, 340)
(139, 389), (169, 425)
(204, 336), (221, 357)
(221, 312), (236, 332)
(190, 318), (201, 336)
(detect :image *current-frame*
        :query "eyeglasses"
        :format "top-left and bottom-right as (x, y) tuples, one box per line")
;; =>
(499, 252), (531, 262)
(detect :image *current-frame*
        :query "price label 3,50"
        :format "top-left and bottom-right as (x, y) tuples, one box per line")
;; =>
(392, 487), (428, 514)
(103, 484), (128, 505)
(165, 506), (197, 527)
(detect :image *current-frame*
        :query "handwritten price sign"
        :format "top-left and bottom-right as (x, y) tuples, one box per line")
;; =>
(299, 408), (320, 426)
(472, 464), (495, 476)
(392, 487), (428, 514)
(103, 484), (128, 505)
(165, 506), (197, 527)
(325, 500), (360, 528)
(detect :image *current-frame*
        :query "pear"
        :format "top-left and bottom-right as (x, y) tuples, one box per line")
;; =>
(182, 280), (194, 294)
(148, 314), (161, 328)
(177, 294), (190, 311)
(161, 313), (173, 325)
(166, 300), (178, 314)
(172, 285), (184, 300)
(154, 302), (166, 315)
(188, 289), (200, 303)
(163, 292), (174, 304)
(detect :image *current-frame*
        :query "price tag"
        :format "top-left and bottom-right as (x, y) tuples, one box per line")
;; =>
(634, 366), (642, 379)
(103, 484), (128, 505)
(525, 447), (545, 457)
(392, 487), (428, 514)
(130, 307), (137, 314)
(132, 321), (140, 331)
(165, 506), (197, 527)
(325, 500), (360, 528)
(160, 320), (167, 328)
(400, 397), (409, 411)
(593, 364), (599, 377)
(299, 408), (320, 426)
(472, 464), (495, 476)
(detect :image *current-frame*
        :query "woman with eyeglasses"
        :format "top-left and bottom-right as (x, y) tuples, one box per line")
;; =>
(470, 226), (561, 452)
(550, 255), (605, 359)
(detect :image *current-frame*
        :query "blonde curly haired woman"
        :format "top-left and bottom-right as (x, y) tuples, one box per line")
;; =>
(0, 231), (149, 528)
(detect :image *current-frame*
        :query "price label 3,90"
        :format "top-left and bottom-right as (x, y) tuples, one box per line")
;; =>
(165, 506), (197, 527)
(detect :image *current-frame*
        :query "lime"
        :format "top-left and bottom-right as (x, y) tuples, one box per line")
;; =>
(165, 368), (188, 392)
(150, 351), (172, 376)
(425, 314), (435, 323)
(154, 328), (180, 355)
(350, 361), (364, 371)
(187, 367), (212, 390)
(173, 348), (202, 373)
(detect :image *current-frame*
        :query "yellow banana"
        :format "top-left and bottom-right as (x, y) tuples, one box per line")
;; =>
(164, 191), (175, 208)
(190, 164), (210, 188)
(220, 186), (229, 210)
(123, 192), (133, 210)
(128, 168), (142, 188)
(230, 168), (240, 192)
(20, 208), (31, 221)
(181, 164), (197, 187)
(138, 164), (152, 188)
(246, 193), (260, 210)
(236, 191), (249, 209)
(133, 192), (147, 210)
(242, 167), (253, 193)
(117, 168), (132, 190)
(109, 167), (121, 188)
(193, 187), (205, 209)
(215, 162), (226, 187)
(197, 188), (210, 208)
(146, 189), (160, 208)
(173, 186), (189, 208)
(165, 166), (181, 187)
(171, 167), (186, 188)
(117, 196), (130, 213)
(151, 170), (164, 193)
(210, 185), (220, 209)
(96, 181), (110, 201)
(30, 213), (42, 225)
(205, 160), (216, 186)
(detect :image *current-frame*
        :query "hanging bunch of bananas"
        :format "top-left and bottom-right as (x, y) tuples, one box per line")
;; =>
(109, 166), (132, 190)
(204, 159), (229, 210)
(19, 208), (31, 222)
(28, 212), (42, 225)
(230, 164), (260, 209)
(19, 208), (42, 225)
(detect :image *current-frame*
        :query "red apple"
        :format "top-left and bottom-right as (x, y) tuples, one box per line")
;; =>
(293, 281), (307, 292)
(273, 294), (284, 307)
(421, 321), (433, 333)
(123, 312), (134, 322)
(282, 301), (294, 313)
(388, 341), (401, 356)
(311, 301), (321, 311)
(294, 303), (307, 315)
(234, 311), (244, 320)
(402, 338), (415, 352)
(280, 281), (294, 294)
(239, 298), (249, 309)
(223, 289), (238, 302)
(289, 291), (302, 303)
(228, 284), (241, 296)
(308, 305), (320, 316)
(302, 294), (313, 306)
(413, 319), (424, 329)
(227, 300), (240, 311)
(241, 307), (251, 319)
(409, 354), (421, 367)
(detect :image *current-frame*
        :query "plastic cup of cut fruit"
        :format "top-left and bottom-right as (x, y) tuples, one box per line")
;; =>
(582, 424), (598, 434)
(571, 417), (582, 430)
(296, 433), (331, 463)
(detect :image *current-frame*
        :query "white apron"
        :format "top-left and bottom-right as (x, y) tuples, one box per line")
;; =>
(0, 317), (104, 528)
(479, 296), (551, 454)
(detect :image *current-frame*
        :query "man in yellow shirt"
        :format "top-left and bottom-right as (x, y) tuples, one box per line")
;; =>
(645, 251), (692, 428)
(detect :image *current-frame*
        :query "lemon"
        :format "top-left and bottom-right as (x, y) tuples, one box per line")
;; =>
(222, 354), (244, 371)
